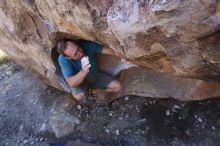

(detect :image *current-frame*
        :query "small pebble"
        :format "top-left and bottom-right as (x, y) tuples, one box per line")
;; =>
(185, 130), (190, 135)
(77, 105), (81, 110)
(198, 117), (203, 123)
(166, 110), (170, 116)
(124, 96), (129, 101)
(40, 123), (46, 132)
(105, 129), (109, 133)
(173, 105), (181, 109)
(23, 140), (28, 145)
(135, 105), (139, 111)
(109, 112), (113, 116)
(39, 137), (44, 142)
(19, 124), (24, 131)
(115, 129), (120, 135)
(146, 126), (149, 130)
(5, 70), (12, 76)
(212, 126), (215, 130)
(137, 118), (146, 123)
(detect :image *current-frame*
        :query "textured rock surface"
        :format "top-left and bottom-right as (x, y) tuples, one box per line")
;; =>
(0, 0), (220, 100)
(49, 113), (80, 138)
(2, 61), (220, 145)
(115, 67), (220, 101)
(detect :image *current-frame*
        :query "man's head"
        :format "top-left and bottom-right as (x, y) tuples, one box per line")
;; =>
(57, 38), (84, 60)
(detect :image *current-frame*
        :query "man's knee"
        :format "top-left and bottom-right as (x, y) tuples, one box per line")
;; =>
(108, 80), (122, 92)
(115, 81), (122, 92)
(73, 92), (86, 101)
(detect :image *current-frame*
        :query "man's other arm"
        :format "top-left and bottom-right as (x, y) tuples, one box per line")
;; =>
(102, 47), (129, 62)
(101, 47), (116, 56)
(65, 69), (88, 87)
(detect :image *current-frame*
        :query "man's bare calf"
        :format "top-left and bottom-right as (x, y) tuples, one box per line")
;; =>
(74, 92), (86, 101)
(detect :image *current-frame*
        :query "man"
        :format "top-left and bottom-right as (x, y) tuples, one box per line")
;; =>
(57, 38), (122, 102)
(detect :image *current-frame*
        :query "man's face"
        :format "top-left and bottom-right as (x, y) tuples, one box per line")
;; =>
(63, 41), (84, 60)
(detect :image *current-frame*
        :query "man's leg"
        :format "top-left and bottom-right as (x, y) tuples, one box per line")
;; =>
(74, 92), (86, 101)
(90, 73), (122, 99)
(91, 78), (122, 103)
(71, 81), (90, 101)
(106, 79), (122, 92)
(92, 79), (122, 94)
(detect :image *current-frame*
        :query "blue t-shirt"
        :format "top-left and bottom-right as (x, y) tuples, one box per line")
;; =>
(58, 40), (103, 78)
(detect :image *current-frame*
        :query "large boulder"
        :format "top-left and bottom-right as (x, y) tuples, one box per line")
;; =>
(0, 0), (220, 100)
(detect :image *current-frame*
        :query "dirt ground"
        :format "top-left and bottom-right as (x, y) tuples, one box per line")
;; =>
(1, 60), (220, 146)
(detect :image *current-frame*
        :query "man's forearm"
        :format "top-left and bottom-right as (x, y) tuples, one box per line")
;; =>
(102, 47), (116, 56)
(66, 70), (88, 87)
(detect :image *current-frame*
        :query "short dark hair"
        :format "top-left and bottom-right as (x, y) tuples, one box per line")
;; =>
(57, 38), (76, 55)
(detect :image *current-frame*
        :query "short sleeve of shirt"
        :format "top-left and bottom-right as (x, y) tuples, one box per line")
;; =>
(84, 41), (103, 54)
(58, 55), (76, 78)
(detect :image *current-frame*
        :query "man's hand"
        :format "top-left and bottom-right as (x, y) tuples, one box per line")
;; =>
(65, 56), (91, 88)
(81, 56), (91, 73)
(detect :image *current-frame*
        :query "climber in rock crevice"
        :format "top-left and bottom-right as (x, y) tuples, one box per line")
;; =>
(57, 38), (122, 102)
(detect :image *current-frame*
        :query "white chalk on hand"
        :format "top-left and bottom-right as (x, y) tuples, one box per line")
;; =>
(81, 56), (89, 64)
(81, 56), (91, 71)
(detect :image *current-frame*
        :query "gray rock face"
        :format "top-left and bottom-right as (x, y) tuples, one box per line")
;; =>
(0, 0), (220, 100)
(49, 113), (80, 138)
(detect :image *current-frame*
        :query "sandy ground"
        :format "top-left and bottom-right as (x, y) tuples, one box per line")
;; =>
(1, 60), (220, 146)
